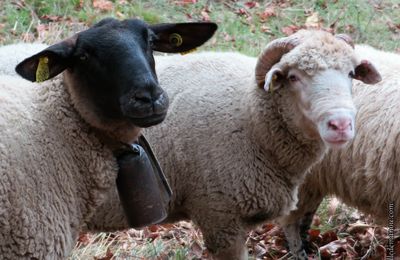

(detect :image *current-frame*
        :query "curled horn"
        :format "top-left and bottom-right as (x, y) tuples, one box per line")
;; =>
(255, 35), (301, 88)
(335, 34), (354, 49)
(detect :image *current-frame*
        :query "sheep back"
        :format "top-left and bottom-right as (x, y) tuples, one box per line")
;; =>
(0, 43), (48, 76)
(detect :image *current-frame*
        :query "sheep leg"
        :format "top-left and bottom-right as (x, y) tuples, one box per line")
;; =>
(283, 221), (308, 260)
(207, 233), (248, 260)
(197, 219), (248, 260)
(299, 210), (317, 253)
(278, 181), (324, 259)
(283, 209), (318, 259)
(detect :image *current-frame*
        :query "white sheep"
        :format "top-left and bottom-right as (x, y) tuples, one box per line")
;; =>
(0, 18), (217, 259)
(85, 30), (382, 260)
(0, 43), (48, 76)
(279, 45), (400, 259)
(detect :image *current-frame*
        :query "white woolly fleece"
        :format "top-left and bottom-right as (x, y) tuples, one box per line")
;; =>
(0, 75), (118, 259)
(0, 43), (48, 76)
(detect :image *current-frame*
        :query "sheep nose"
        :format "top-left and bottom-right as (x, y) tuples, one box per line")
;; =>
(134, 91), (152, 103)
(133, 83), (164, 103)
(327, 117), (352, 132)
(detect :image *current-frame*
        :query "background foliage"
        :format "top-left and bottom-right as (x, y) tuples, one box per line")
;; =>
(1, 0), (399, 56)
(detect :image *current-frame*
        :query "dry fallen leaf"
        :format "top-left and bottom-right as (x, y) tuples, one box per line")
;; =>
(12, 0), (25, 9)
(309, 229), (321, 240)
(77, 232), (91, 245)
(281, 25), (301, 36)
(77, 0), (84, 8)
(148, 225), (159, 232)
(266, 226), (283, 237)
(223, 32), (235, 42)
(260, 25), (271, 33)
(374, 244), (387, 259)
(190, 240), (204, 258)
(235, 8), (248, 16)
(94, 248), (114, 260)
(160, 223), (175, 229)
(35, 23), (49, 40)
(201, 9), (210, 22)
(259, 7), (276, 21)
(174, 0), (197, 6)
(253, 243), (267, 257)
(319, 239), (347, 254)
(41, 15), (63, 22)
(93, 0), (113, 11)
(244, 1), (259, 9)
(347, 223), (373, 234)
(305, 12), (323, 29)
(263, 223), (276, 232)
(321, 230), (338, 246)
(312, 214), (321, 227)
(387, 21), (400, 32)
(345, 24), (356, 33)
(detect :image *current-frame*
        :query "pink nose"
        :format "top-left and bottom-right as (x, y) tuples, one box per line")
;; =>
(327, 118), (352, 132)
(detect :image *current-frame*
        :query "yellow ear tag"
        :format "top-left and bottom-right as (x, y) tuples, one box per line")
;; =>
(269, 74), (278, 93)
(36, 56), (50, 83)
(180, 48), (197, 55)
(169, 33), (183, 47)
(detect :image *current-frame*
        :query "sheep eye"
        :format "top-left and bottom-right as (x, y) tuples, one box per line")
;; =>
(349, 71), (355, 78)
(288, 75), (298, 82)
(79, 53), (88, 61)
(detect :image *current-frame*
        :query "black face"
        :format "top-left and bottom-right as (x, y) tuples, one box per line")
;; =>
(70, 19), (168, 127)
(15, 18), (218, 128)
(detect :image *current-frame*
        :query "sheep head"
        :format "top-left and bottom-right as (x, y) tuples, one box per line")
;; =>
(255, 30), (382, 148)
(15, 18), (217, 143)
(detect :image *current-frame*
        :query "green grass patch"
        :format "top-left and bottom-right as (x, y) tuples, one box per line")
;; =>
(1, 0), (399, 55)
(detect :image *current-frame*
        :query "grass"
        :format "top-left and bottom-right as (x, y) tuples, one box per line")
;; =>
(71, 222), (207, 259)
(314, 197), (363, 234)
(1, 0), (399, 259)
(0, 0), (399, 56)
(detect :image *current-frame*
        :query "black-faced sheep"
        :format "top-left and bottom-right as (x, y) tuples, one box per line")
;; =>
(278, 45), (400, 259)
(0, 18), (217, 259)
(86, 30), (382, 259)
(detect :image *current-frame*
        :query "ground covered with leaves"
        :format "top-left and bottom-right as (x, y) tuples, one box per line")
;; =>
(72, 198), (400, 259)
(1, 0), (400, 259)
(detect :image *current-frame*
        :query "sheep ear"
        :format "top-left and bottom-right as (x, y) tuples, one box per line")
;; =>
(15, 36), (77, 82)
(353, 60), (382, 85)
(263, 67), (284, 92)
(149, 22), (217, 53)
